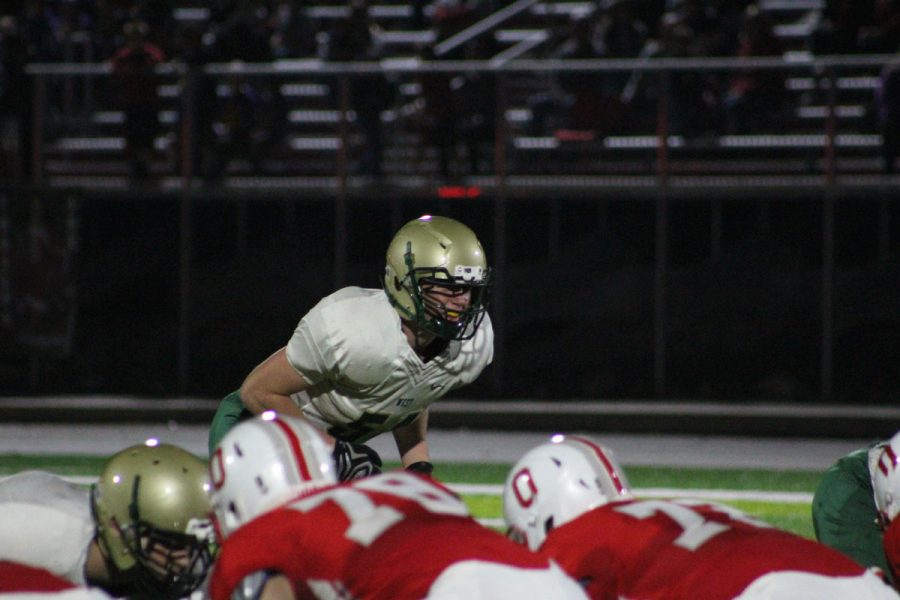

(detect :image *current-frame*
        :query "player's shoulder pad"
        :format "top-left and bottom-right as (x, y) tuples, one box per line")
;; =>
(316, 288), (408, 385)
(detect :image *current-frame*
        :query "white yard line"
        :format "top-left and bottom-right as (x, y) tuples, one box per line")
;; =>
(0, 424), (871, 470)
(48, 477), (812, 504)
(449, 484), (813, 504)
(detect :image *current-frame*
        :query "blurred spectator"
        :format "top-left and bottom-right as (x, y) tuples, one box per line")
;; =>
(327, 0), (375, 61)
(582, 0), (648, 133)
(18, 0), (64, 61)
(413, 34), (496, 179)
(209, 74), (260, 179)
(671, 0), (748, 56)
(622, 11), (721, 137)
(0, 14), (30, 182)
(137, 0), (173, 46)
(593, 0), (649, 68)
(455, 36), (497, 175)
(811, 0), (876, 54)
(410, 0), (429, 30)
(269, 0), (317, 59)
(250, 79), (289, 173)
(92, 0), (131, 59)
(525, 17), (584, 136)
(877, 60), (900, 173)
(328, 0), (394, 179)
(172, 23), (218, 179)
(109, 19), (165, 180)
(214, 0), (273, 62)
(417, 44), (458, 178)
(528, 8), (632, 137)
(856, 0), (900, 54)
(722, 4), (785, 134)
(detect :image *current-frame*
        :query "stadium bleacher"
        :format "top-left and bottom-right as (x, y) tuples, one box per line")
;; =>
(10, 0), (899, 187)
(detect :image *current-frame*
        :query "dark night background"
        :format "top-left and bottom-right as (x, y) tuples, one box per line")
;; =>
(2, 0), (900, 410)
(3, 187), (900, 406)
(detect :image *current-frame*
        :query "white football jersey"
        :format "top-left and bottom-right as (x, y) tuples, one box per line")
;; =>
(0, 472), (94, 585)
(286, 287), (493, 442)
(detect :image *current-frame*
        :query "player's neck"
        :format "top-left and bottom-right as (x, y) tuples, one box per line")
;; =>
(402, 322), (445, 361)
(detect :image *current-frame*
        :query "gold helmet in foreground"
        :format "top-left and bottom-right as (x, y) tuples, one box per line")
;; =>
(383, 215), (491, 340)
(91, 442), (215, 599)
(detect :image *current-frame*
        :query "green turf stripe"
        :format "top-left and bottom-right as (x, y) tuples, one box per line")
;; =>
(456, 483), (811, 503)
(49, 476), (811, 504)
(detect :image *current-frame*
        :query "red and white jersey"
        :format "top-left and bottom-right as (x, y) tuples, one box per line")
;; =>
(0, 472), (94, 585)
(542, 498), (885, 600)
(210, 472), (587, 600)
(0, 561), (112, 600)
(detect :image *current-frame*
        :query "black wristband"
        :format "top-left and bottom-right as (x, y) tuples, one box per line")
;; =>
(406, 461), (434, 475)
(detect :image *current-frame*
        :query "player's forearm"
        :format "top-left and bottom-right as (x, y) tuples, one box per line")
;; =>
(393, 411), (430, 467)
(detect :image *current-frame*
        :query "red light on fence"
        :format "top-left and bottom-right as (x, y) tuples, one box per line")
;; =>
(437, 185), (482, 199)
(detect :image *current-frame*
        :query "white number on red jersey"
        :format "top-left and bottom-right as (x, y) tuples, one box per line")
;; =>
(615, 501), (728, 551)
(614, 500), (769, 551)
(286, 473), (469, 546)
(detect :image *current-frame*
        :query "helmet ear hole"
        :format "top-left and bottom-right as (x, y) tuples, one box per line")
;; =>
(224, 500), (242, 535)
(543, 516), (555, 535)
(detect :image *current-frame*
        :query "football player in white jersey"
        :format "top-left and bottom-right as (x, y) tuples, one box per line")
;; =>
(209, 214), (494, 480)
(0, 443), (215, 600)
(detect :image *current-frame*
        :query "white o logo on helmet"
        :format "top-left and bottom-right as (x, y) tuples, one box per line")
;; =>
(209, 447), (226, 491)
(512, 468), (538, 508)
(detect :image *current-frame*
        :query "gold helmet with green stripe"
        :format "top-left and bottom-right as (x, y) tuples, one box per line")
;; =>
(383, 215), (491, 340)
(91, 442), (215, 599)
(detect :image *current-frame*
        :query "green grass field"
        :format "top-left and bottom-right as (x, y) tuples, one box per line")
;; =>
(0, 455), (821, 539)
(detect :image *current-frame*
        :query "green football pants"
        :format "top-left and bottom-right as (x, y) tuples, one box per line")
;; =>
(208, 389), (253, 455)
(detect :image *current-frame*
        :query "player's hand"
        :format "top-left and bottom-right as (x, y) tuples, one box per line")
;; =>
(333, 440), (382, 480)
(883, 518), (900, 585)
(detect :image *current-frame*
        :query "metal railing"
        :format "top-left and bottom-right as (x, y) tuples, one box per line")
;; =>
(20, 53), (898, 187)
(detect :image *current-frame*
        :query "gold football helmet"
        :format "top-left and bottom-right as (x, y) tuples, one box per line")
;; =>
(383, 215), (491, 340)
(91, 442), (214, 599)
